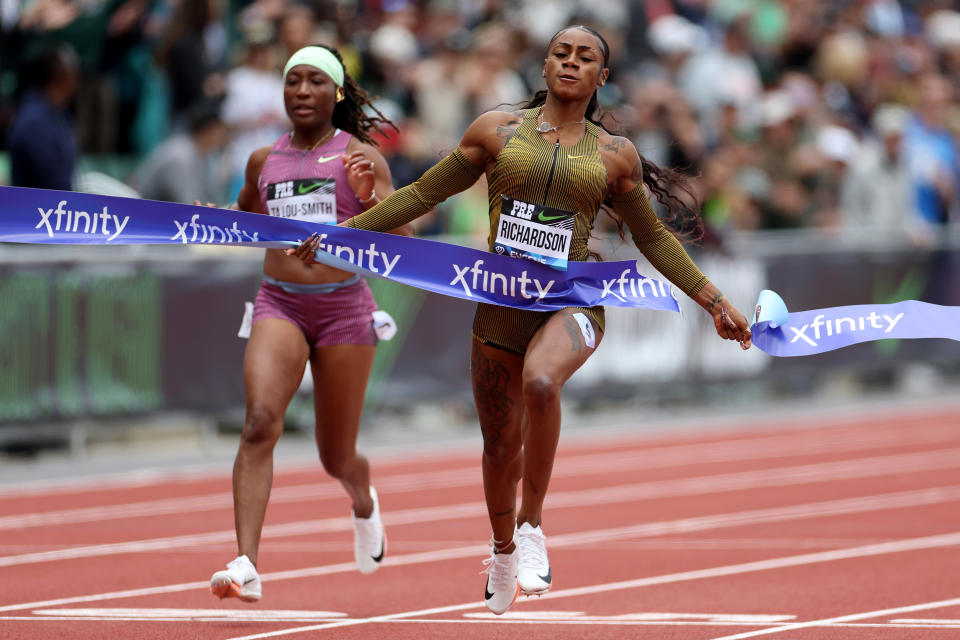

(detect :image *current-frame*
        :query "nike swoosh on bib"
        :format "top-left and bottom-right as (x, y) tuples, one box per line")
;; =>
(297, 182), (326, 195)
(537, 211), (568, 222)
(316, 155), (341, 164)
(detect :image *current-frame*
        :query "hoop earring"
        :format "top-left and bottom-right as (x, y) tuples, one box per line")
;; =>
(336, 88), (345, 103)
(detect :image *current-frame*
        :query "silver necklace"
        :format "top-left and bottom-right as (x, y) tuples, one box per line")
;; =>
(536, 113), (586, 134)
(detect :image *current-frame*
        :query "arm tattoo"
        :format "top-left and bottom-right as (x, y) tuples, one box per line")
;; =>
(563, 316), (584, 353)
(471, 348), (515, 445)
(601, 137), (628, 153)
(706, 292), (725, 312)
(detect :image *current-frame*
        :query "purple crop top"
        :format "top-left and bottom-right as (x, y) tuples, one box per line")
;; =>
(257, 130), (365, 224)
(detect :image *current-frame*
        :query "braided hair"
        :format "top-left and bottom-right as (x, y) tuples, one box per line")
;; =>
(522, 26), (703, 242)
(318, 44), (397, 146)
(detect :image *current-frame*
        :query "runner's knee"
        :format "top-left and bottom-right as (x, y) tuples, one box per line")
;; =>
(241, 406), (284, 447)
(318, 451), (356, 479)
(522, 372), (561, 411)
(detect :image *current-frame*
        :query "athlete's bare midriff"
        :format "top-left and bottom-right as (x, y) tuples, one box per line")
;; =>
(263, 248), (354, 285)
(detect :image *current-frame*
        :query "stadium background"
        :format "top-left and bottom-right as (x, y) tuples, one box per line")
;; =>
(0, 0), (958, 454)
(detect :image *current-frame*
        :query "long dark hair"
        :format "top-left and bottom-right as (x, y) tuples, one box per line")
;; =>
(524, 25), (703, 242)
(320, 45), (396, 146)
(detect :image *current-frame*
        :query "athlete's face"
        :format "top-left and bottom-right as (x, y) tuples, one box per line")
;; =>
(542, 29), (609, 101)
(284, 64), (338, 129)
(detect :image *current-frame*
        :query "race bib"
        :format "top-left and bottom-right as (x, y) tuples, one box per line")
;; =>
(266, 178), (337, 224)
(493, 195), (575, 271)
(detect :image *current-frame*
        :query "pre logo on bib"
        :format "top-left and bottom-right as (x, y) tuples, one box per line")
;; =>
(266, 178), (337, 224)
(494, 195), (575, 271)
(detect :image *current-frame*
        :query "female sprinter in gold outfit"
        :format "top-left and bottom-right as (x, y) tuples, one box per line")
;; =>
(292, 26), (752, 615)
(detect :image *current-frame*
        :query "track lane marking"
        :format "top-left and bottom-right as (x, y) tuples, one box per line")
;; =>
(220, 532), (960, 639)
(1, 486), (958, 614)
(3, 449), (959, 565)
(709, 597), (960, 639)
(2, 414), (955, 503)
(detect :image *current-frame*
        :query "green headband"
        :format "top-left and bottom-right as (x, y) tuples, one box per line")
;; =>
(283, 46), (344, 87)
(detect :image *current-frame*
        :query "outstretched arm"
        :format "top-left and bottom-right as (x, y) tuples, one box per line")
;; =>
(287, 111), (514, 262)
(335, 111), (506, 232)
(606, 139), (751, 348)
(339, 146), (484, 232)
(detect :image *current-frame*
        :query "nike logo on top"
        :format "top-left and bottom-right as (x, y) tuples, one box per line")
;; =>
(316, 154), (341, 164)
(567, 154), (587, 159)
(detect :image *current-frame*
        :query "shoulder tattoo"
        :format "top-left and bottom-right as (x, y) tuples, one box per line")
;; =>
(496, 118), (522, 139)
(600, 136), (629, 153)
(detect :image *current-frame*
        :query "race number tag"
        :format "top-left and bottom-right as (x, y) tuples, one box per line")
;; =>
(266, 178), (337, 224)
(494, 195), (576, 271)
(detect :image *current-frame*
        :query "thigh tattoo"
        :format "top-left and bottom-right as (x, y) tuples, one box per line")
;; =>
(563, 315), (584, 353)
(471, 348), (515, 444)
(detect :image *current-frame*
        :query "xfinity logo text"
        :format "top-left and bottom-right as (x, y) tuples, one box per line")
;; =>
(36, 200), (129, 241)
(171, 213), (260, 244)
(312, 233), (400, 277)
(450, 259), (555, 301)
(600, 268), (679, 305)
(789, 312), (905, 347)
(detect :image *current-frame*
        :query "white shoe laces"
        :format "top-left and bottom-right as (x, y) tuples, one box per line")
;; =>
(481, 550), (516, 592)
(517, 525), (547, 571)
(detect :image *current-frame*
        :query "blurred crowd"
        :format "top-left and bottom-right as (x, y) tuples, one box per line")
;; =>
(1, 0), (959, 246)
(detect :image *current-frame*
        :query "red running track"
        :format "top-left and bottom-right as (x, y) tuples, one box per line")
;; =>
(1, 404), (959, 639)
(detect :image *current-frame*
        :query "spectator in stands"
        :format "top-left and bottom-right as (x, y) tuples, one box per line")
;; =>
(842, 103), (913, 235)
(131, 99), (228, 204)
(154, 0), (227, 129)
(902, 72), (960, 239)
(221, 22), (288, 198)
(7, 44), (79, 191)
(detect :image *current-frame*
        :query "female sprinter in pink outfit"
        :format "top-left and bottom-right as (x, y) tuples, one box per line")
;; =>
(210, 44), (411, 602)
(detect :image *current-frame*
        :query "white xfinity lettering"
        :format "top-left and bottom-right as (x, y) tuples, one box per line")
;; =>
(36, 200), (130, 241)
(171, 213), (260, 244)
(313, 233), (400, 277)
(449, 259), (555, 301)
(789, 311), (906, 347)
(600, 268), (669, 303)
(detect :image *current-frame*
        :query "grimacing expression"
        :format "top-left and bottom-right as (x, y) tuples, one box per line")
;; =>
(284, 65), (338, 128)
(543, 28), (609, 99)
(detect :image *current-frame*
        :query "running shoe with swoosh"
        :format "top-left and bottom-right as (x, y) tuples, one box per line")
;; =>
(210, 554), (261, 602)
(353, 486), (386, 574)
(517, 522), (552, 594)
(481, 536), (519, 615)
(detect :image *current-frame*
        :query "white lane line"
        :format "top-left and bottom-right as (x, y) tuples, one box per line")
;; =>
(709, 597), (960, 639)
(222, 532), (960, 639)
(2, 446), (959, 566)
(1, 486), (958, 615)
(891, 618), (960, 625)
(5, 616), (960, 630)
(2, 417), (956, 520)
(31, 608), (347, 620)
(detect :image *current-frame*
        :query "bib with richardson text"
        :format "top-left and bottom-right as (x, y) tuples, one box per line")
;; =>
(494, 195), (576, 271)
(265, 178), (337, 224)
